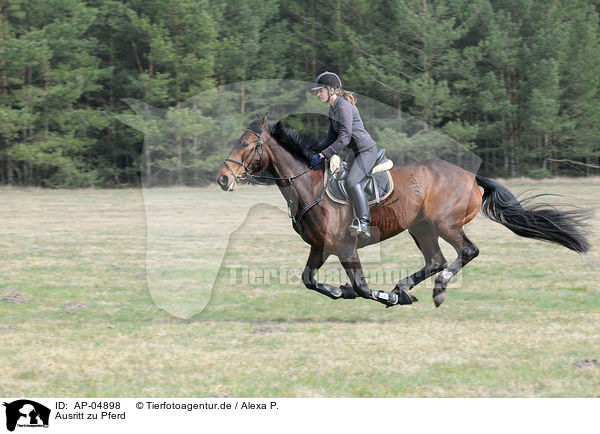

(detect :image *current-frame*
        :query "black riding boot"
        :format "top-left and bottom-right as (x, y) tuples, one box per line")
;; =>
(347, 183), (371, 239)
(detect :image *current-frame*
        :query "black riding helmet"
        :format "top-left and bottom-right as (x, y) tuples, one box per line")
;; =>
(311, 71), (342, 91)
(311, 71), (342, 103)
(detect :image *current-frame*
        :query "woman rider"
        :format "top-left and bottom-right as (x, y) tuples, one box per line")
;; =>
(310, 71), (378, 239)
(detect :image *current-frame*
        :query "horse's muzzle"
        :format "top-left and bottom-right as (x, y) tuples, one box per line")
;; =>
(217, 174), (230, 191)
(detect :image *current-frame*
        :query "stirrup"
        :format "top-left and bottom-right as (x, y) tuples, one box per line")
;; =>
(349, 217), (371, 238)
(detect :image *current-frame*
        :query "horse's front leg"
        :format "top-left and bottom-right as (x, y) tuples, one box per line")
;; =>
(302, 245), (356, 300)
(337, 245), (407, 307)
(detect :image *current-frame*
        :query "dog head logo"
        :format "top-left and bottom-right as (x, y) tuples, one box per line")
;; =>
(3, 400), (50, 432)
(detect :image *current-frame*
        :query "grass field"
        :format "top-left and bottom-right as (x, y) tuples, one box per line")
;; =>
(1, 180), (599, 397)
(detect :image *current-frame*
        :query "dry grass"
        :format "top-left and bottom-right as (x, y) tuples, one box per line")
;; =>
(0, 180), (598, 397)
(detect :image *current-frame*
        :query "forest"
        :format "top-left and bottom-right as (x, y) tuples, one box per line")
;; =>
(1, 0), (599, 187)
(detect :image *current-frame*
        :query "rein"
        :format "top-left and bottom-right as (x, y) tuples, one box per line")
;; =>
(223, 129), (312, 186)
(290, 167), (330, 228)
(223, 128), (328, 227)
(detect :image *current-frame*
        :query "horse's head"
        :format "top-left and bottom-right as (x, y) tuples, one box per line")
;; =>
(217, 113), (270, 191)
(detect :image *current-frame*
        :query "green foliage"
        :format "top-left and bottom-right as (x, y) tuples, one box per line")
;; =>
(0, 0), (599, 186)
(526, 167), (553, 179)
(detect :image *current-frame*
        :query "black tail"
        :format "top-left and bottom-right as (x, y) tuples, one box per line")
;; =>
(475, 175), (593, 254)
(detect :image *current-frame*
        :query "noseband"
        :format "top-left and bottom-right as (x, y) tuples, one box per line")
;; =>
(223, 128), (313, 187)
(222, 127), (330, 229)
(222, 128), (265, 188)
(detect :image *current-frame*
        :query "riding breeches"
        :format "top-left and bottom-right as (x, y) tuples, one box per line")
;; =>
(345, 147), (378, 188)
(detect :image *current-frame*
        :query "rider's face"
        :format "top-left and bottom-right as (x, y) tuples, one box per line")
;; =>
(316, 87), (330, 103)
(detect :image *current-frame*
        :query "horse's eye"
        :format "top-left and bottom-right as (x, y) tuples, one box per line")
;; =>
(242, 141), (250, 148)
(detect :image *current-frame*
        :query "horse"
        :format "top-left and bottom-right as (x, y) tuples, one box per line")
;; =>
(216, 113), (592, 307)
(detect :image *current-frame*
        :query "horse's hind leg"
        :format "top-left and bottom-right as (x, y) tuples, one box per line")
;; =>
(432, 227), (479, 307)
(394, 223), (448, 297)
(302, 245), (355, 299)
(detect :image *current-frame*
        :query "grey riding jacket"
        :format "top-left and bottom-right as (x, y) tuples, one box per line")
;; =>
(317, 96), (377, 159)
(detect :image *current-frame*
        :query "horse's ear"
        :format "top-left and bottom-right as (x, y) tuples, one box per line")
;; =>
(259, 112), (268, 129)
(254, 113), (261, 120)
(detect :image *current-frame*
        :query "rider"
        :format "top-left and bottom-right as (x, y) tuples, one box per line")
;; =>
(310, 71), (378, 239)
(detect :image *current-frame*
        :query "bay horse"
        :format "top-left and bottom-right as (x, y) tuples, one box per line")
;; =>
(216, 113), (592, 307)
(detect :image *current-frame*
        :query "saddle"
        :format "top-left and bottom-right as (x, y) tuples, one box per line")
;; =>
(326, 149), (394, 206)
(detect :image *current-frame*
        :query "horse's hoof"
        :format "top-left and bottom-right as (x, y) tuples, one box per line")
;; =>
(397, 289), (414, 305)
(372, 290), (399, 307)
(340, 283), (357, 299)
(392, 287), (417, 304)
(311, 284), (342, 300)
(433, 291), (446, 308)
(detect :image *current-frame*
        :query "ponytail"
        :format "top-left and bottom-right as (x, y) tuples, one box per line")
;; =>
(337, 90), (357, 105)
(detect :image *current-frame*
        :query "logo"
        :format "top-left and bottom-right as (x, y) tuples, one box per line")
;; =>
(3, 400), (50, 432)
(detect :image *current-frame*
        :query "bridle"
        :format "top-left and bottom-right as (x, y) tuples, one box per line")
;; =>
(223, 128), (313, 189)
(222, 127), (329, 229)
(222, 128), (265, 189)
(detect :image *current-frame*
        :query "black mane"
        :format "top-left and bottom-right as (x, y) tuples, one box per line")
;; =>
(268, 121), (320, 163)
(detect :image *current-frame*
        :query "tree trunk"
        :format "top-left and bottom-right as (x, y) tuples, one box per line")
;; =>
(176, 136), (183, 186)
(0, 5), (7, 96)
(336, 0), (342, 69)
(144, 142), (152, 186)
(6, 151), (13, 185)
(544, 133), (552, 175)
(241, 84), (245, 113)
(131, 40), (144, 73)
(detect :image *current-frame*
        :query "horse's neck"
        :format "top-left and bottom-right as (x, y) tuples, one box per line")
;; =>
(266, 141), (316, 208)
